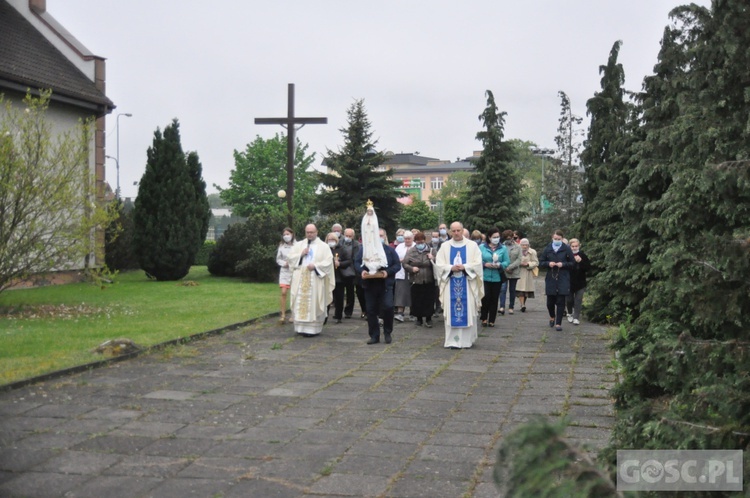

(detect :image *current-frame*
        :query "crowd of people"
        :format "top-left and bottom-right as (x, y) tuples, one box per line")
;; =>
(275, 203), (590, 349)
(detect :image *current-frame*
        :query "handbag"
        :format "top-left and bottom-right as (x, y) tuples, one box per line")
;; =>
(532, 266), (539, 277)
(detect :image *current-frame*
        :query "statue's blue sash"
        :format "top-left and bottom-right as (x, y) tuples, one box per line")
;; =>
(449, 245), (468, 327)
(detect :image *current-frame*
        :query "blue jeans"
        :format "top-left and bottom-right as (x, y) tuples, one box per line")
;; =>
(500, 278), (518, 310)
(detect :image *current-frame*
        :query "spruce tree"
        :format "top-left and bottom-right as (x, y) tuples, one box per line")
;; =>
(132, 119), (208, 280)
(462, 90), (522, 231)
(577, 41), (639, 322)
(318, 99), (402, 234)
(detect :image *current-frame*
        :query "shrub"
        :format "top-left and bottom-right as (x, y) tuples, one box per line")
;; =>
(208, 213), (285, 282)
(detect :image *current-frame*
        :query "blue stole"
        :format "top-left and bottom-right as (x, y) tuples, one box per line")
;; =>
(449, 245), (468, 327)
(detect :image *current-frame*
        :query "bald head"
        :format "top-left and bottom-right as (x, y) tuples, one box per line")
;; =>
(450, 222), (464, 241)
(305, 224), (318, 241)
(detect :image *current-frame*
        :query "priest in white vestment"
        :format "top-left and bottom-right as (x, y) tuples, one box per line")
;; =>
(287, 224), (335, 336)
(435, 222), (484, 348)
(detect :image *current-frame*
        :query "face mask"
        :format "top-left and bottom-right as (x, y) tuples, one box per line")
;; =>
(473, 239), (481, 243)
(396, 236), (404, 243)
(283, 235), (292, 243)
(328, 241), (337, 248)
(416, 243), (426, 251)
(344, 236), (352, 243)
(380, 237), (385, 244)
(431, 239), (439, 246)
(439, 229), (447, 236)
(334, 231), (341, 238)
(572, 249), (579, 254)
(552, 240), (562, 248)
(490, 237), (500, 245)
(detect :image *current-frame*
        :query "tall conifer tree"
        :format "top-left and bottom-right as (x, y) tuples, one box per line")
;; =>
(462, 90), (522, 231)
(550, 91), (584, 227)
(318, 99), (402, 233)
(577, 41), (638, 322)
(132, 119), (209, 280)
(186, 151), (211, 256)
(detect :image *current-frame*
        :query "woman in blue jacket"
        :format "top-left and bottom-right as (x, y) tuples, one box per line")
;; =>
(538, 229), (575, 331)
(479, 227), (510, 327)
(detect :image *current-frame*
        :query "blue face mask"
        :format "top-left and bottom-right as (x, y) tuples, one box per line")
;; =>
(416, 243), (426, 251)
(552, 240), (562, 248)
(380, 237), (385, 244)
(396, 235), (404, 243)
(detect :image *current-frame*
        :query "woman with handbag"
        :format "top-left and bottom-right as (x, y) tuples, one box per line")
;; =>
(516, 238), (539, 312)
(479, 227), (510, 327)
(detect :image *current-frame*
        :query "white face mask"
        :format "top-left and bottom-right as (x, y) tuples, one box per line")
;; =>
(328, 241), (337, 248)
(334, 231), (341, 238)
(344, 236), (352, 243)
(490, 237), (500, 245)
(283, 234), (292, 243)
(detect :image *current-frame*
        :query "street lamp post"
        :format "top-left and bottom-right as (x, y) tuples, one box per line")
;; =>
(105, 155), (118, 197)
(115, 112), (132, 198)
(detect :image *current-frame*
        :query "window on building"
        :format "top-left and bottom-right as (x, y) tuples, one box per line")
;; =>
(431, 176), (444, 190)
(430, 202), (438, 211)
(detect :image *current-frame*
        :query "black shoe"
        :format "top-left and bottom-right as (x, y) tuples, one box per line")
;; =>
(521, 306), (526, 312)
(344, 315), (352, 319)
(416, 320), (423, 326)
(335, 319), (342, 324)
(361, 313), (366, 319)
(323, 317), (328, 325)
(367, 338), (380, 345)
(384, 333), (392, 344)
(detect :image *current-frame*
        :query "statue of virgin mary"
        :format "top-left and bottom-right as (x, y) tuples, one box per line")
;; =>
(360, 199), (388, 274)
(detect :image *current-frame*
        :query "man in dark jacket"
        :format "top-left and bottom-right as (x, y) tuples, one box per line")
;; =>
(339, 228), (360, 318)
(538, 229), (575, 331)
(354, 228), (401, 345)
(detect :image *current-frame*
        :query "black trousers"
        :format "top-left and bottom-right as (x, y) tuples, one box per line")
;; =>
(546, 294), (566, 325)
(343, 276), (356, 317)
(364, 281), (394, 340)
(355, 281), (367, 315)
(480, 280), (502, 323)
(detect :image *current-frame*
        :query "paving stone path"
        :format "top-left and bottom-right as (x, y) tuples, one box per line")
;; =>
(0, 280), (616, 498)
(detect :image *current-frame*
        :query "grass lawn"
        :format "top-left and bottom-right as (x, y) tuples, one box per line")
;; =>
(0, 266), (278, 385)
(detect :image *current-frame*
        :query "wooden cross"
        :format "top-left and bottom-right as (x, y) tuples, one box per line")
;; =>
(255, 84), (327, 229)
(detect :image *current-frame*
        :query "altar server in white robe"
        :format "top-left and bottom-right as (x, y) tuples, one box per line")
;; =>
(435, 222), (484, 348)
(288, 224), (335, 336)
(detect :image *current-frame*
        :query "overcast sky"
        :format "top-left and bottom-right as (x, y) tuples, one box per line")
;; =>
(49, 0), (708, 198)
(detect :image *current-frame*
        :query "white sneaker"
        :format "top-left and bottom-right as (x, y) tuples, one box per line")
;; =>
(394, 314), (404, 322)
(573, 319), (580, 325)
(567, 315), (574, 323)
